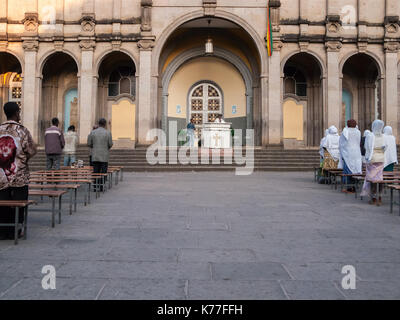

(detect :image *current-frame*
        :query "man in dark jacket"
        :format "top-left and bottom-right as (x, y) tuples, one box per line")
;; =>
(45, 118), (65, 170)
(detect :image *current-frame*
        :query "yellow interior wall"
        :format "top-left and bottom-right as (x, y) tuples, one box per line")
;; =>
(162, 37), (252, 73)
(283, 99), (304, 141)
(111, 99), (135, 140)
(168, 57), (246, 119)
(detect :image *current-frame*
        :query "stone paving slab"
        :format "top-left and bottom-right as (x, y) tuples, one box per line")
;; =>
(1, 172), (400, 299)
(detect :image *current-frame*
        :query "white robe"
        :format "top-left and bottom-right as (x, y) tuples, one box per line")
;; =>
(214, 118), (225, 123)
(323, 133), (340, 161)
(339, 127), (362, 174)
(383, 126), (398, 168)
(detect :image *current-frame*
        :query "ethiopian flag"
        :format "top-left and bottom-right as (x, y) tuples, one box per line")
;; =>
(266, 5), (273, 57)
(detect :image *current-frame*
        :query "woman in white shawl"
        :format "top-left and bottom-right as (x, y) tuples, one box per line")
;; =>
(322, 125), (340, 171)
(319, 129), (329, 163)
(383, 126), (398, 172)
(339, 119), (362, 193)
(361, 120), (387, 206)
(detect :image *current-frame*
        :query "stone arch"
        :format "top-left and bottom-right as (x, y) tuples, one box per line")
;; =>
(95, 49), (138, 77)
(38, 49), (80, 76)
(281, 50), (326, 78)
(339, 51), (384, 78)
(152, 9), (268, 76)
(161, 47), (254, 132)
(0, 50), (24, 75)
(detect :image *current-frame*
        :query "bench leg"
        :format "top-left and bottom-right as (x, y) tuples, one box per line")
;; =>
(88, 183), (91, 204)
(398, 190), (400, 216)
(51, 197), (55, 228)
(24, 206), (28, 240)
(59, 195), (62, 224)
(14, 207), (19, 245)
(390, 188), (393, 214)
(115, 171), (119, 185)
(69, 189), (73, 215)
(74, 188), (78, 212)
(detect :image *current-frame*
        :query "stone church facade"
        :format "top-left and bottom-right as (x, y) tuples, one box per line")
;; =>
(0, 0), (399, 148)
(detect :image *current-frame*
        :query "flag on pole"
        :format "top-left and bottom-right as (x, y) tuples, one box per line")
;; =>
(266, 5), (273, 57)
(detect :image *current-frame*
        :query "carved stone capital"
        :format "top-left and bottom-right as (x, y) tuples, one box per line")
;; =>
(325, 41), (342, 52)
(22, 40), (39, 52)
(203, 0), (217, 16)
(138, 39), (155, 51)
(22, 12), (39, 33)
(273, 40), (283, 51)
(384, 41), (400, 53)
(384, 16), (399, 37)
(325, 15), (342, 38)
(80, 14), (96, 33)
(79, 40), (96, 51)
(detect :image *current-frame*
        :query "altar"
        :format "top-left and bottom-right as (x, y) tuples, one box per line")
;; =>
(202, 122), (232, 149)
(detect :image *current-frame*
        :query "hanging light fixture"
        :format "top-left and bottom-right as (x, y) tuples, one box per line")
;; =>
(205, 19), (213, 56)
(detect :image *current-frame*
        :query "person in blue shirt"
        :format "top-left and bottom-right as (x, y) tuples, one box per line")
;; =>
(187, 118), (196, 147)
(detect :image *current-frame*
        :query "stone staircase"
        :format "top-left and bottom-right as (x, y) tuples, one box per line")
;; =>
(29, 146), (321, 172)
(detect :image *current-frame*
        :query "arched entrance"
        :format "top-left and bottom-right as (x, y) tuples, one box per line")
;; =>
(97, 52), (137, 146)
(282, 53), (323, 147)
(0, 52), (23, 124)
(40, 52), (79, 144)
(341, 53), (382, 132)
(157, 16), (263, 146)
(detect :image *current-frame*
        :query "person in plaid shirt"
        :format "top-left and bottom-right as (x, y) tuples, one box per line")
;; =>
(0, 102), (37, 240)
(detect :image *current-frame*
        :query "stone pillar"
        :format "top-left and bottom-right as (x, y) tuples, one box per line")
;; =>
(267, 41), (282, 145)
(138, 39), (155, 145)
(78, 40), (96, 144)
(325, 41), (342, 130)
(384, 43), (399, 137)
(22, 40), (39, 141)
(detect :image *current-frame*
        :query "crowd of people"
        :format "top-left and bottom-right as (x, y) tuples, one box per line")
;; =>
(319, 119), (398, 206)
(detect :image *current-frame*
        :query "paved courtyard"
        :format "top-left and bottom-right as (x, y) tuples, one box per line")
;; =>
(1, 172), (400, 300)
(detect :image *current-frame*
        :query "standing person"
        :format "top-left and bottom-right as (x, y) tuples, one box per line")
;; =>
(214, 114), (225, 123)
(318, 129), (329, 183)
(87, 119), (113, 191)
(339, 119), (362, 193)
(361, 120), (387, 206)
(88, 125), (98, 167)
(187, 118), (196, 147)
(45, 117), (65, 170)
(63, 125), (79, 167)
(360, 129), (371, 164)
(0, 102), (37, 240)
(383, 126), (398, 172)
(322, 125), (340, 172)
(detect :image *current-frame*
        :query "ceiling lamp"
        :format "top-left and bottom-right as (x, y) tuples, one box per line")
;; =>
(205, 19), (213, 56)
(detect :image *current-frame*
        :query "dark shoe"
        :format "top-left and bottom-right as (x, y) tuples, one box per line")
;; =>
(369, 198), (377, 205)
(377, 197), (383, 207)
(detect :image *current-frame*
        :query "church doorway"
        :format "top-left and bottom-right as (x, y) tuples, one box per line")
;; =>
(64, 88), (78, 133)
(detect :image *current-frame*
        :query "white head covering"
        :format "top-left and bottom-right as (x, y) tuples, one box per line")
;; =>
(363, 129), (372, 137)
(383, 126), (398, 167)
(365, 120), (386, 162)
(339, 126), (362, 174)
(372, 119), (384, 136)
(323, 125), (340, 161)
(320, 129), (329, 158)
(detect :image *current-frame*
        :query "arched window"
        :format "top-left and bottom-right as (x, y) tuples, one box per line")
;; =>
(284, 66), (307, 97)
(9, 73), (22, 107)
(189, 82), (223, 137)
(108, 66), (136, 98)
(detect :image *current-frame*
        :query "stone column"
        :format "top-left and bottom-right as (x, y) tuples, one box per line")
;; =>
(78, 40), (96, 144)
(267, 41), (282, 145)
(325, 41), (342, 129)
(384, 43), (399, 137)
(22, 40), (39, 141)
(138, 39), (155, 145)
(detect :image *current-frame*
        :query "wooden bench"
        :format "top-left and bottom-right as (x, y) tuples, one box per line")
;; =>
(29, 184), (81, 215)
(0, 200), (37, 244)
(28, 189), (67, 228)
